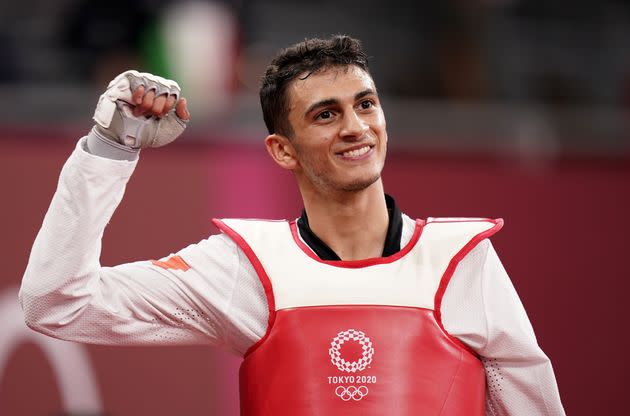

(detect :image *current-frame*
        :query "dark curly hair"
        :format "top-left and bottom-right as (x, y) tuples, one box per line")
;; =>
(260, 35), (370, 137)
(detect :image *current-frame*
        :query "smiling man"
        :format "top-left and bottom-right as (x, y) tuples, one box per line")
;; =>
(264, 63), (389, 261)
(20, 36), (565, 415)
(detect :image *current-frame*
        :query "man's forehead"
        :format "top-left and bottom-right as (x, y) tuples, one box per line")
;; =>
(288, 66), (375, 108)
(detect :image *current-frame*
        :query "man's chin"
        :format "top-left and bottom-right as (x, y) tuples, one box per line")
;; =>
(339, 174), (381, 193)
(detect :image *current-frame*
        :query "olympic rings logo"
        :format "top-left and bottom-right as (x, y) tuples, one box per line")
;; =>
(329, 329), (374, 373)
(335, 385), (369, 401)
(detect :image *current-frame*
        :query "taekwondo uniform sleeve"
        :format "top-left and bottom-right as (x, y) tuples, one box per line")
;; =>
(19, 138), (267, 354)
(442, 239), (566, 415)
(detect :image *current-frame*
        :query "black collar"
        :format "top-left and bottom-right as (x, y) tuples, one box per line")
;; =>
(296, 194), (403, 261)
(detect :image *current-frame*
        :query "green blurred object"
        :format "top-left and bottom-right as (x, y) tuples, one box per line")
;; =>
(139, 19), (172, 80)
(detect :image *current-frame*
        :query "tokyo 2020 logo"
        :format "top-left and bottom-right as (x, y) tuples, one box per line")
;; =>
(327, 329), (375, 401)
(329, 329), (374, 373)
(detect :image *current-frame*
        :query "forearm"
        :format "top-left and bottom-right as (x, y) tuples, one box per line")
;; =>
(20, 137), (137, 335)
(476, 245), (565, 416)
(442, 240), (565, 415)
(19, 138), (260, 347)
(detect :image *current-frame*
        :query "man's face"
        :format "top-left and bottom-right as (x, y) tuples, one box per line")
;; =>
(284, 65), (387, 194)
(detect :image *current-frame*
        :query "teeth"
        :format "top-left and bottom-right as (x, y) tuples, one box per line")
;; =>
(342, 146), (371, 158)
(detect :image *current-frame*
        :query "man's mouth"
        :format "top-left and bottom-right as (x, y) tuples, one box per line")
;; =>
(338, 145), (373, 158)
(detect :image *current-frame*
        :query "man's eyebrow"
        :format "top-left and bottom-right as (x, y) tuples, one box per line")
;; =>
(303, 89), (377, 118)
(304, 98), (339, 117)
(355, 88), (376, 100)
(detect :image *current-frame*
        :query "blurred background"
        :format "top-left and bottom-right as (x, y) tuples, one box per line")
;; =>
(1, 0), (628, 414)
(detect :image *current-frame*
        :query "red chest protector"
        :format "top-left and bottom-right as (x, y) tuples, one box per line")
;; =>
(213, 217), (502, 416)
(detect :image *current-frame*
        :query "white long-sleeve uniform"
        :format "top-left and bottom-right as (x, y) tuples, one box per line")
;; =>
(20, 138), (565, 415)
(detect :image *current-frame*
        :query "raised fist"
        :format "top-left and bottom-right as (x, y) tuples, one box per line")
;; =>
(93, 70), (190, 149)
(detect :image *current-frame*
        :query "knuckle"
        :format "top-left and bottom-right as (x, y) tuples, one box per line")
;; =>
(129, 71), (181, 98)
(169, 87), (180, 100)
(153, 75), (168, 84)
(124, 69), (141, 77)
(125, 71), (142, 81)
(144, 81), (158, 92)
(118, 70), (139, 83)
(155, 83), (169, 96)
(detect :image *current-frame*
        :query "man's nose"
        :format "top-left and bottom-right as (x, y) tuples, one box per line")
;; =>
(339, 111), (369, 139)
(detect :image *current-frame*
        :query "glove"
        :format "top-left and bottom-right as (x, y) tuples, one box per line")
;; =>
(93, 70), (188, 149)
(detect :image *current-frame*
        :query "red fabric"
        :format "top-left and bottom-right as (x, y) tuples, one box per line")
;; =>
(239, 306), (485, 416)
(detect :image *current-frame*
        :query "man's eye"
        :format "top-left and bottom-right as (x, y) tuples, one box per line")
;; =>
(360, 100), (373, 109)
(318, 110), (332, 119)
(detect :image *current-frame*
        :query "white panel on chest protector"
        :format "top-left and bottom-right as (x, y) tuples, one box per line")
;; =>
(221, 218), (495, 311)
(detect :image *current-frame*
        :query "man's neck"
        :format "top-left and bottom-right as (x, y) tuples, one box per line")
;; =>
(300, 180), (389, 261)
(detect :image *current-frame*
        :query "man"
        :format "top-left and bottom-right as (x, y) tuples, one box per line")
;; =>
(20, 35), (565, 415)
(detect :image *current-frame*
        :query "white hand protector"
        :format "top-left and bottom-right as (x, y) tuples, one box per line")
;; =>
(93, 70), (187, 149)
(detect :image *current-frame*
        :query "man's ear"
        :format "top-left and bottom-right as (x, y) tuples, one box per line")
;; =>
(265, 134), (298, 170)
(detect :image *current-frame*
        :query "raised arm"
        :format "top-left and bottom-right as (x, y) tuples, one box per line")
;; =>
(19, 71), (264, 352)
